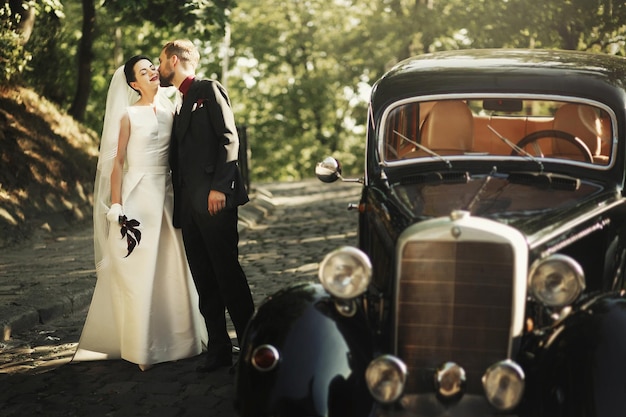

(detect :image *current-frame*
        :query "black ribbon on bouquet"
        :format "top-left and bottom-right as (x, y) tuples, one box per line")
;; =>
(118, 215), (141, 257)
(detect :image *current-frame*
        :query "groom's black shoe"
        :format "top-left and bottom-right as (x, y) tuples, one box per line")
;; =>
(196, 348), (232, 373)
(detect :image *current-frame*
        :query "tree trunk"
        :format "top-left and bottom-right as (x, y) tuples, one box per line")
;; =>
(114, 26), (123, 68)
(69, 0), (95, 122)
(9, 0), (35, 45)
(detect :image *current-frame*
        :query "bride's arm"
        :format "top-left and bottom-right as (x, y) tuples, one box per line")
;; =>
(110, 113), (131, 205)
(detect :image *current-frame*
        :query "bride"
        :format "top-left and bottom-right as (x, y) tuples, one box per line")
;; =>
(73, 55), (207, 371)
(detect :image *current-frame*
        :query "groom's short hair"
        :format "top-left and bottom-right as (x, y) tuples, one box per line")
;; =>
(162, 40), (200, 70)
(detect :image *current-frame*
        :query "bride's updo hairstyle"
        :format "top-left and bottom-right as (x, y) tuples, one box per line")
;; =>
(123, 55), (151, 94)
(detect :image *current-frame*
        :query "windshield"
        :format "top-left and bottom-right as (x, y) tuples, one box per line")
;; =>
(382, 98), (614, 167)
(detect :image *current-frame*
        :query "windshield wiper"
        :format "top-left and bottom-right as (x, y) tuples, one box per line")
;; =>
(487, 125), (544, 172)
(465, 166), (497, 212)
(393, 130), (452, 168)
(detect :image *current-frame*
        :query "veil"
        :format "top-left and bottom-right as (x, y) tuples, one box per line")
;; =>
(93, 66), (139, 272)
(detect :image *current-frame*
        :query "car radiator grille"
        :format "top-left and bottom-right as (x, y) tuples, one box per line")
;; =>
(397, 240), (514, 394)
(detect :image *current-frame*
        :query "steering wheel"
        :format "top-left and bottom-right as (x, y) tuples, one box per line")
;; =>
(511, 129), (593, 163)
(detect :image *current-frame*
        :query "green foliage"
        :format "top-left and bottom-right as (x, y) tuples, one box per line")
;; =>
(0, 4), (31, 83)
(0, 0), (65, 84)
(228, 0), (369, 181)
(101, 0), (233, 37)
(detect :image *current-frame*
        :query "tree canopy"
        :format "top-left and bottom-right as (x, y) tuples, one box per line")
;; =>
(3, 0), (626, 181)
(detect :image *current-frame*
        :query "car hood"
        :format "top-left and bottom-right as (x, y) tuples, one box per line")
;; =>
(389, 171), (618, 236)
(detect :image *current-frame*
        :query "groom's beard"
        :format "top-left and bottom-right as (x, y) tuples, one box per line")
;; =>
(159, 71), (174, 87)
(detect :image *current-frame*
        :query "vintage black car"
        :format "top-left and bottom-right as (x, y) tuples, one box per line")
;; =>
(234, 49), (626, 416)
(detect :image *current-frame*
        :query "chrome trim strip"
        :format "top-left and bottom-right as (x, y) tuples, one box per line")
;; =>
(528, 197), (625, 250)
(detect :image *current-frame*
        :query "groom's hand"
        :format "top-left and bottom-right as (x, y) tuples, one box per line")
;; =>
(208, 190), (226, 215)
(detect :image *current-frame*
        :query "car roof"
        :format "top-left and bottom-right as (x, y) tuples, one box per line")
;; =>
(367, 49), (626, 187)
(370, 49), (626, 115)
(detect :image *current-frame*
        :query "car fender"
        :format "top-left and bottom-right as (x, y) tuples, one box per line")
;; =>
(526, 294), (626, 417)
(235, 282), (375, 417)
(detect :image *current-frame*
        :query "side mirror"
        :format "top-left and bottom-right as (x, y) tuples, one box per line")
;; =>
(316, 157), (342, 183)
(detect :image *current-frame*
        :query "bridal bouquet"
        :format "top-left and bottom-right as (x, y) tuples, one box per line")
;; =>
(118, 215), (141, 257)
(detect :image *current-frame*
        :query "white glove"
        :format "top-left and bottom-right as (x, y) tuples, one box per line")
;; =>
(106, 203), (124, 224)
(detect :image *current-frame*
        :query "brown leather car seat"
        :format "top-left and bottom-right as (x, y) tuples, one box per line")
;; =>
(418, 100), (474, 155)
(552, 103), (603, 162)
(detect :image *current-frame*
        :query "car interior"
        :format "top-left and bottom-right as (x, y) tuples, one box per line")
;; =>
(383, 98), (613, 165)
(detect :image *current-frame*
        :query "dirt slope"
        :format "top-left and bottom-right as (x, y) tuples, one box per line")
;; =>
(0, 86), (99, 248)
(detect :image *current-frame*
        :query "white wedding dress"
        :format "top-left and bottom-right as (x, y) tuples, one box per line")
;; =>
(73, 105), (207, 366)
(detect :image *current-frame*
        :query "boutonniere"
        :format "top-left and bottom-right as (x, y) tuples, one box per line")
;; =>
(191, 98), (207, 112)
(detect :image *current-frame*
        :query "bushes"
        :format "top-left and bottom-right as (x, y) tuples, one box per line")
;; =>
(0, 4), (31, 84)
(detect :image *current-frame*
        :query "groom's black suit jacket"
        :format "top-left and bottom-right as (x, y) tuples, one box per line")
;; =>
(169, 78), (249, 228)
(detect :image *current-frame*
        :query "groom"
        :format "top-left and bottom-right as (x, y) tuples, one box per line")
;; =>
(158, 39), (254, 373)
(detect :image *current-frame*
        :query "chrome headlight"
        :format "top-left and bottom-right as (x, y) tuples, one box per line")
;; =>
(318, 247), (372, 299)
(529, 254), (585, 307)
(482, 360), (525, 411)
(365, 355), (407, 404)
